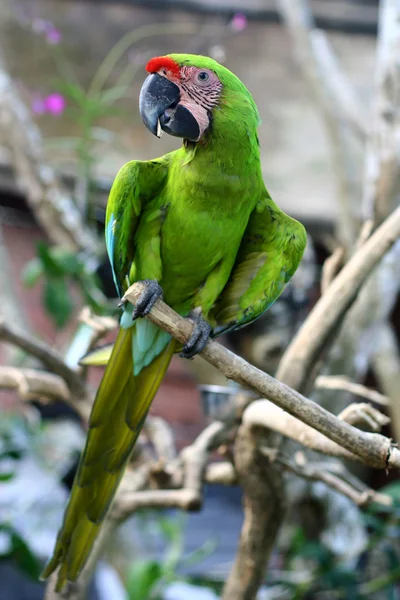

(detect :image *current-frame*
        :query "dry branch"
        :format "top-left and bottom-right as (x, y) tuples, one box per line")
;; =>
(0, 317), (86, 397)
(315, 375), (390, 407)
(244, 400), (389, 464)
(362, 0), (400, 224)
(124, 276), (400, 471)
(261, 449), (392, 508)
(0, 365), (70, 403)
(0, 53), (97, 252)
(276, 205), (400, 392)
(276, 0), (362, 248)
(222, 424), (285, 600)
(114, 421), (228, 520)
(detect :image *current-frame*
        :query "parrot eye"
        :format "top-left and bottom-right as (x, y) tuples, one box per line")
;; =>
(196, 71), (210, 84)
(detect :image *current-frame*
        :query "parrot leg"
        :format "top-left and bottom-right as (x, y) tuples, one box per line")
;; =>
(129, 280), (163, 319)
(180, 308), (212, 359)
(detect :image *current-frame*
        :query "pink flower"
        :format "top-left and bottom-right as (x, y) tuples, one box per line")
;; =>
(44, 93), (66, 115)
(230, 13), (247, 31)
(31, 18), (61, 44)
(46, 27), (62, 44)
(31, 96), (46, 115)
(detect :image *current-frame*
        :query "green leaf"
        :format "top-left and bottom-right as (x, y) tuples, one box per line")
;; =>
(0, 473), (14, 482)
(126, 559), (163, 600)
(43, 278), (74, 328)
(181, 539), (217, 569)
(0, 526), (41, 580)
(37, 242), (65, 277)
(22, 259), (43, 288)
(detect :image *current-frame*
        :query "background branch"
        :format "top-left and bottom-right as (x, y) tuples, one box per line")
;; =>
(0, 52), (97, 253)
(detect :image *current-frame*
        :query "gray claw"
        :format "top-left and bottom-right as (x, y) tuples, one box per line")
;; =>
(180, 311), (212, 359)
(131, 280), (163, 320)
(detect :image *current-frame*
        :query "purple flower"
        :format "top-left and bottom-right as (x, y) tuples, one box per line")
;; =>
(31, 17), (61, 44)
(44, 93), (66, 115)
(31, 95), (46, 115)
(46, 27), (62, 45)
(230, 13), (247, 31)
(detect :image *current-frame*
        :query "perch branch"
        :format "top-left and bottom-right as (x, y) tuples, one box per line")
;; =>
(124, 207), (400, 471)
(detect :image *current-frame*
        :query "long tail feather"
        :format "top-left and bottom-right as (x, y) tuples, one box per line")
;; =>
(41, 323), (176, 591)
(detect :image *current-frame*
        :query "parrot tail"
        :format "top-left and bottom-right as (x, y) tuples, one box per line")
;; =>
(41, 318), (176, 591)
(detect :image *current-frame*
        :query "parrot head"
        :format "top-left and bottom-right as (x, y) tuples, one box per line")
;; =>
(139, 54), (259, 143)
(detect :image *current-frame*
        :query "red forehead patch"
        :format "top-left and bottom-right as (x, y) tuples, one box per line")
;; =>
(145, 56), (180, 79)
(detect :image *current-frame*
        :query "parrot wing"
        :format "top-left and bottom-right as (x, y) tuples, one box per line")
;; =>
(105, 156), (170, 297)
(211, 191), (307, 335)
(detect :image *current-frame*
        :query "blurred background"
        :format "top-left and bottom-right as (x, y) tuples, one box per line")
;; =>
(0, 0), (399, 599)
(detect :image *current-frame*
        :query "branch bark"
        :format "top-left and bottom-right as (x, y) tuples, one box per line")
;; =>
(362, 0), (400, 225)
(267, 205), (400, 392)
(0, 317), (86, 397)
(221, 425), (285, 600)
(123, 219), (400, 470)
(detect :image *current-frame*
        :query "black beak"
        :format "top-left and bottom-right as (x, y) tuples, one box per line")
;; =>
(139, 73), (200, 142)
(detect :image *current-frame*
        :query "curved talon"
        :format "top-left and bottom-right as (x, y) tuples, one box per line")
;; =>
(131, 280), (163, 320)
(180, 311), (212, 359)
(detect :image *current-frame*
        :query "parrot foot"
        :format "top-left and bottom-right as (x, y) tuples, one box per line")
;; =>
(180, 309), (212, 359)
(131, 280), (163, 320)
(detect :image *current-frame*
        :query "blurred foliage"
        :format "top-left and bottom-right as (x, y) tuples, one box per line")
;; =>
(270, 484), (400, 599)
(22, 241), (113, 328)
(0, 418), (42, 581)
(125, 512), (217, 599)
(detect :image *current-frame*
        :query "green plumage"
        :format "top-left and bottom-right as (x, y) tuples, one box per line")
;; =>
(42, 54), (306, 590)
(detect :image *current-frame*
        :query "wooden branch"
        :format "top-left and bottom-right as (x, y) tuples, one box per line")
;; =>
(373, 322), (400, 443)
(0, 365), (70, 403)
(124, 276), (400, 471)
(276, 205), (400, 392)
(262, 449), (392, 508)
(0, 317), (86, 397)
(243, 400), (383, 463)
(362, 0), (400, 225)
(316, 375), (390, 407)
(222, 425), (285, 600)
(113, 421), (228, 520)
(275, 0), (363, 248)
(337, 402), (390, 430)
(320, 247), (345, 294)
(0, 52), (97, 252)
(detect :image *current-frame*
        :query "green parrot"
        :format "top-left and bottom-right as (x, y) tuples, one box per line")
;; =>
(42, 54), (306, 590)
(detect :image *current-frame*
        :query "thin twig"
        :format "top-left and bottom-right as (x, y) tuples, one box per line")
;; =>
(316, 375), (390, 407)
(262, 449), (392, 507)
(114, 421), (228, 520)
(320, 247), (345, 294)
(0, 317), (86, 397)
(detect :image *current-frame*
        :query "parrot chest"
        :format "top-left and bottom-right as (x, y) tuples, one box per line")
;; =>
(158, 189), (254, 310)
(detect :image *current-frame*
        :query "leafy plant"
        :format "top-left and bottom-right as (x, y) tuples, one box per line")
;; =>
(22, 241), (112, 328)
(125, 512), (217, 600)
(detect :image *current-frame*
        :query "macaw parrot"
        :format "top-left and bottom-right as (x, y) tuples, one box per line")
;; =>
(42, 54), (306, 590)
